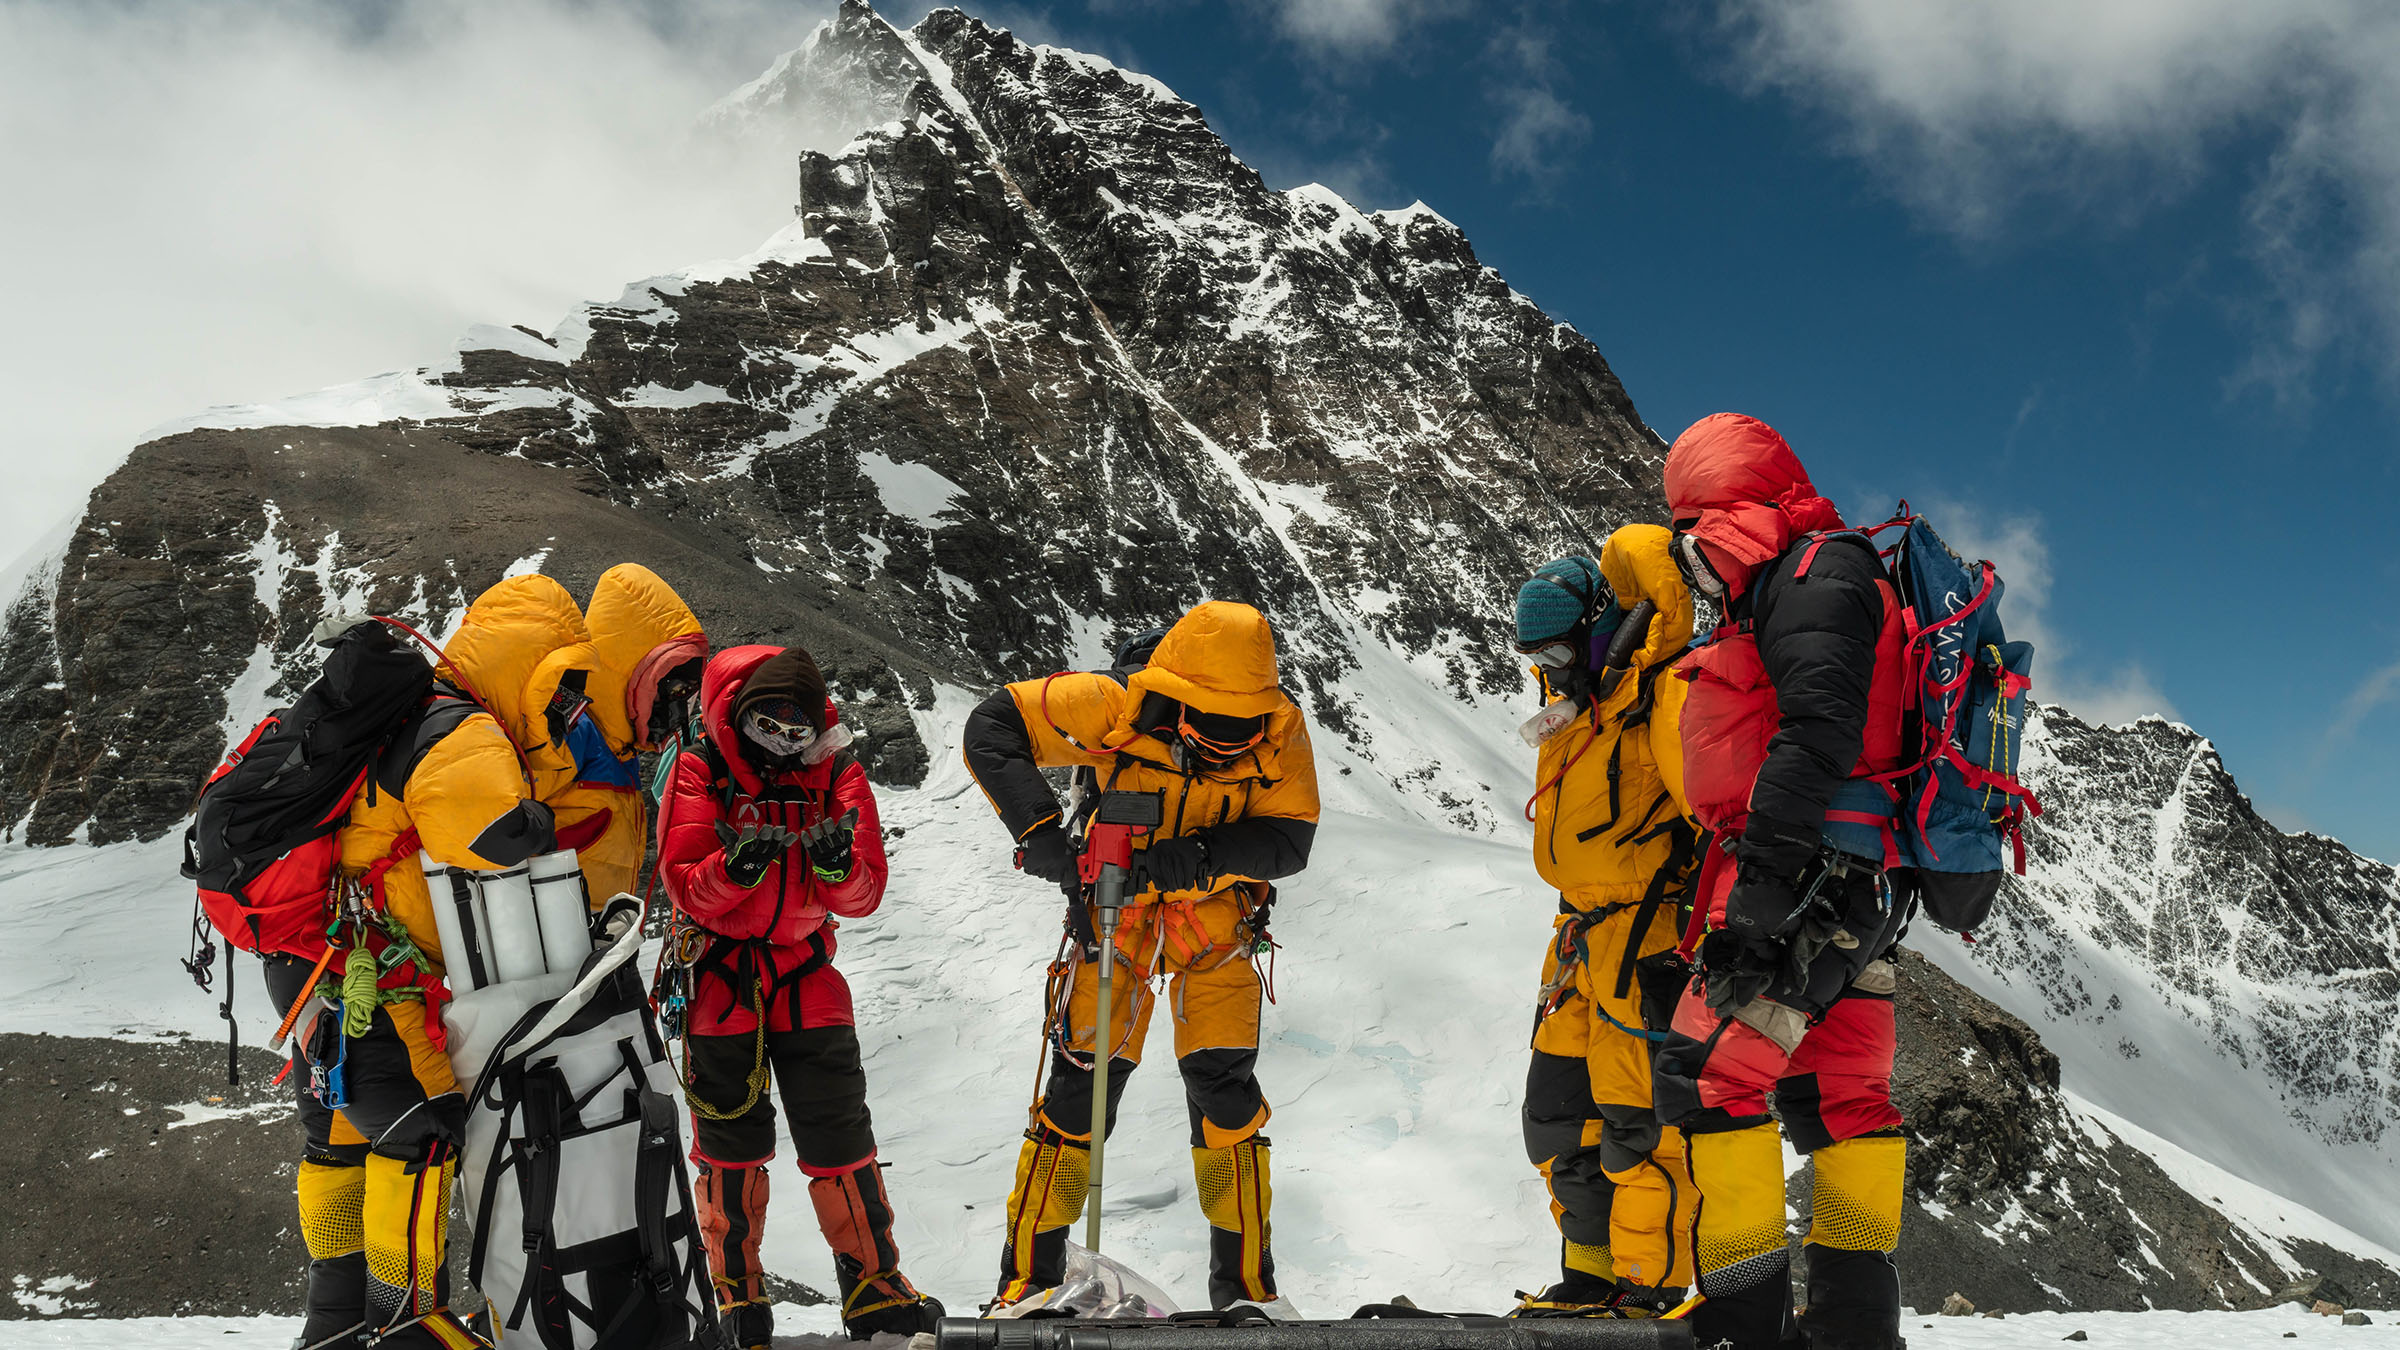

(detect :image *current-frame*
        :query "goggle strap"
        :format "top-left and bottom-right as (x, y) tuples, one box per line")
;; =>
(1178, 709), (1266, 757)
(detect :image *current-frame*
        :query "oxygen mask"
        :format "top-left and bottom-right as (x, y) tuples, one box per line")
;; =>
(1672, 530), (1729, 602)
(647, 672), (700, 748)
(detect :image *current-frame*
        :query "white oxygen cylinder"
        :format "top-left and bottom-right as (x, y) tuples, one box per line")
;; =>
(421, 853), (494, 993)
(479, 862), (547, 984)
(528, 848), (593, 976)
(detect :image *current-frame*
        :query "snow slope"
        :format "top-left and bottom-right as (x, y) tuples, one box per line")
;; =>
(11, 688), (2395, 1319)
(6, 1304), (2399, 1345)
(1923, 709), (2400, 1251)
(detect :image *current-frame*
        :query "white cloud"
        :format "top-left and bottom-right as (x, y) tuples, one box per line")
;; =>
(2314, 656), (2400, 769)
(1713, 0), (2400, 390)
(1264, 0), (1468, 54)
(0, 0), (840, 564)
(1489, 85), (1589, 179)
(1485, 25), (1591, 185)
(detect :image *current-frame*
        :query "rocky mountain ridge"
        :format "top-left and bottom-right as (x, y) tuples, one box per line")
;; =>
(0, 0), (2393, 1315)
(1934, 705), (2400, 1250)
(0, 0), (1657, 851)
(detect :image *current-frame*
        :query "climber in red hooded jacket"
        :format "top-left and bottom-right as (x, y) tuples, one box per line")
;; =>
(1653, 414), (1913, 1350)
(654, 644), (939, 1347)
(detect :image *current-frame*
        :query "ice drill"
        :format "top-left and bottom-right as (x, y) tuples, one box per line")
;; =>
(1078, 789), (1164, 1253)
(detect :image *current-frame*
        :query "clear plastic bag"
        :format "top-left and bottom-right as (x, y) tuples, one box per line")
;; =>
(988, 1243), (1180, 1319)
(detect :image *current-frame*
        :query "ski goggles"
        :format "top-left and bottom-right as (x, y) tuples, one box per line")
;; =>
(1175, 706), (1267, 763)
(1672, 531), (1728, 601)
(742, 702), (818, 758)
(1514, 638), (1581, 670)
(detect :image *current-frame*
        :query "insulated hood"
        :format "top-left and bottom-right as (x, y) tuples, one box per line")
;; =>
(697, 644), (843, 796)
(1597, 524), (1693, 669)
(575, 563), (705, 755)
(1127, 600), (1292, 719)
(1663, 413), (1845, 579)
(440, 573), (590, 746)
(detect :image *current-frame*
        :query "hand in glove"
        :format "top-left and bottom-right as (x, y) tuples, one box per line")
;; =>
(1700, 948), (1775, 1017)
(716, 821), (798, 889)
(1698, 868), (1804, 1015)
(1015, 821), (1080, 899)
(800, 808), (861, 881)
(1723, 868), (1806, 958)
(1136, 833), (1212, 893)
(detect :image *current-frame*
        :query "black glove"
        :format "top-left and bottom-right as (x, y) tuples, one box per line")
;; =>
(1697, 865), (1806, 1016)
(800, 808), (860, 881)
(1016, 822), (1079, 896)
(1702, 956), (1775, 1017)
(1136, 833), (1212, 893)
(1723, 867), (1806, 956)
(716, 821), (797, 889)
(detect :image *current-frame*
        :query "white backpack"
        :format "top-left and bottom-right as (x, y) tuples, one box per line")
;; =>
(446, 918), (724, 1349)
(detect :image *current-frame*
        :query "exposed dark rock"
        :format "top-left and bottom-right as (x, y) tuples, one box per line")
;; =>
(1872, 950), (2400, 1312)
(0, 1031), (487, 1320)
(1959, 706), (2400, 1249)
(4, 0), (2395, 1318)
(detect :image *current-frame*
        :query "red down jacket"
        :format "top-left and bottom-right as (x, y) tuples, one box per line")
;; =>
(1666, 414), (1909, 917)
(656, 645), (888, 1035)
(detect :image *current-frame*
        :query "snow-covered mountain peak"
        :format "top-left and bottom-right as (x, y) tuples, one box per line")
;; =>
(699, 0), (929, 154)
(6, 0), (2400, 1318)
(1942, 703), (2400, 1247)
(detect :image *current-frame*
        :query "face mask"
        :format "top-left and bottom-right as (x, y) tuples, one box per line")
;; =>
(647, 676), (698, 748)
(1673, 532), (1728, 601)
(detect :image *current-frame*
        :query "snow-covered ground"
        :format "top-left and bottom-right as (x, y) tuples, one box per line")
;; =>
(2, 1305), (2395, 1347)
(0, 1301), (847, 1346)
(5, 685), (2398, 1321)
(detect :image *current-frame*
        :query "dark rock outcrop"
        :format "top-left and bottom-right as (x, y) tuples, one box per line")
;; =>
(1880, 949), (2399, 1312)
(0, 0), (1661, 848)
(3, 0), (2394, 1315)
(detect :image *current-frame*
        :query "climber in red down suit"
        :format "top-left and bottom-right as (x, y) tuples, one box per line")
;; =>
(655, 644), (942, 1346)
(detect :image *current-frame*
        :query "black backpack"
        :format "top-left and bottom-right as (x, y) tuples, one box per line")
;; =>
(178, 619), (433, 1080)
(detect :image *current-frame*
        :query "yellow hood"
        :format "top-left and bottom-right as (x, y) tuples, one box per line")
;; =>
(1598, 524), (1694, 670)
(440, 573), (589, 743)
(574, 564), (704, 754)
(1127, 601), (1292, 718)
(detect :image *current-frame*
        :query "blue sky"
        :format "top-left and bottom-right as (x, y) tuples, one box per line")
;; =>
(964, 0), (2400, 861)
(5, 0), (2395, 860)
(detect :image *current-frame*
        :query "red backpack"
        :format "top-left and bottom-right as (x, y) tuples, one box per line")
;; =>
(181, 620), (434, 959)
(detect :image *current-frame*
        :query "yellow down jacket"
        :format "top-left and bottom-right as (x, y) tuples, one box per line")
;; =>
(996, 601), (1320, 908)
(518, 564), (704, 902)
(1529, 524), (1697, 908)
(341, 574), (588, 975)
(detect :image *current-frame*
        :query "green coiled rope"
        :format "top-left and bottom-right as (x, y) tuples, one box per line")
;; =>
(341, 946), (379, 1037)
